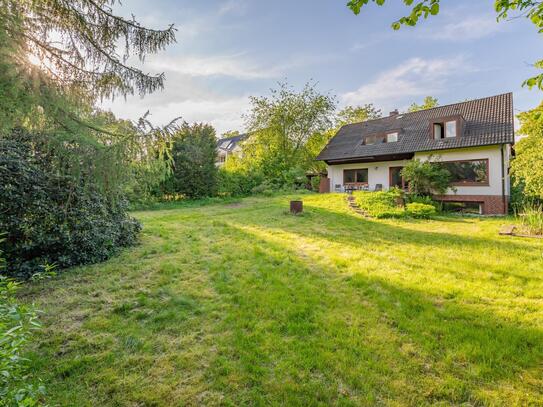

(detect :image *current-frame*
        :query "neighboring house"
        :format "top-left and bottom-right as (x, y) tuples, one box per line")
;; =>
(317, 93), (514, 215)
(216, 133), (248, 167)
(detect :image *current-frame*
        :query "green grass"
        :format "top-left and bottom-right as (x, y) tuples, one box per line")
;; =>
(21, 193), (543, 406)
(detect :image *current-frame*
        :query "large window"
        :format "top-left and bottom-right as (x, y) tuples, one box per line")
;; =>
(344, 168), (368, 184)
(439, 159), (489, 185)
(389, 166), (406, 189)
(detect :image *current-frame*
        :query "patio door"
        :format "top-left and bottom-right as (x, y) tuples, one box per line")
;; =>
(389, 167), (406, 189)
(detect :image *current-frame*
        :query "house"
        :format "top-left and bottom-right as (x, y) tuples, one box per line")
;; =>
(316, 93), (514, 215)
(216, 133), (248, 167)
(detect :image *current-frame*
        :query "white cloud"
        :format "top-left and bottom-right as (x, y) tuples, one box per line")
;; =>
(421, 14), (502, 41)
(102, 85), (251, 136)
(218, 0), (248, 16)
(146, 51), (335, 80)
(164, 96), (251, 135)
(148, 53), (280, 80)
(341, 56), (471, 107)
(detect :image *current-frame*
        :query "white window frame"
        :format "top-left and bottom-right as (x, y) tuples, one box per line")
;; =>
(445, 120), (457, 138)
(387, 132), (399, 143)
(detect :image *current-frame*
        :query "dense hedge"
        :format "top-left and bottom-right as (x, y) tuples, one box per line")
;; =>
(0, 131), (141, 279)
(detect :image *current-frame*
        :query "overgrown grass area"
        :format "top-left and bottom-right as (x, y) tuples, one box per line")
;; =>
(20, 193), (543, 406)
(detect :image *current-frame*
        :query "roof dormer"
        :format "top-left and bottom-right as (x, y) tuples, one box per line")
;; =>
(362, 129), (401, 146)
(431, 115), (465, 140)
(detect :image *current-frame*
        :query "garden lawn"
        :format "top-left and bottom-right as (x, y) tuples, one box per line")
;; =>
(22, 193), (543, 406)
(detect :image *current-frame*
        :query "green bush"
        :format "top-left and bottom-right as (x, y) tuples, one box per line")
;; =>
(401, 158), (452, 196)
(0, 244), (45, 406)
(509, 178), (528, 215)
(354, 189), (405, 218)
(160, 122), (219, 199)
(354, 190), (436, 219)
(217, 168), (263, 197)
(280, 167), (308, 190)
(518, 203), (543, 235)
(406, 202), (437, 219)
(310, 176), (321, 192)
(405, 194), (440, 210)
(0, 134), (141, 279)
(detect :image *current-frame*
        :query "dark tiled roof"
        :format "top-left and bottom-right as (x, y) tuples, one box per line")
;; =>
(317, 93), (514, 162)
(217, 133), (248, 152)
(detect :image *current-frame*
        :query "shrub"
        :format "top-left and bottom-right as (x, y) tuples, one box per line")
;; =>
(354, 189), (405, 218)
(509, 178), (528, 215)
(401, 158), (452, 196)
(0, 135), (141, 279)
(310, 176), (321, 192)
(160, 122), (219, 199)
(518, 203), (543, 235)
(406, 202), (437, 219)
(217, 168), (263, 197)
(0, 243), (45, 406)
(280, 167), (308, 190)
(405, 194), (440, 211)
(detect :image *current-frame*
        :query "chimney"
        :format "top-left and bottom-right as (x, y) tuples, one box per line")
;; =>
(389, 109), (399, 116)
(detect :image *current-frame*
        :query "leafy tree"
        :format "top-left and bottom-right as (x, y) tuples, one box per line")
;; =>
(0, 1), (178, 276)
(0, 0), (178, 199)
(304, 104), (382, 175)
(511, 102), (543, 199)
(346, 0), (543, 90)
(408, 96), (439, 113)
(162, 123), (219, 199)
(1, 0), (175, 101)
(401, 157), (452, 196)
(336, 104), (381, 126)
(243, 81), (336, 186)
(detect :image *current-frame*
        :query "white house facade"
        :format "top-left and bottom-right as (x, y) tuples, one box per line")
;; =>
(317, 94), (514, 215)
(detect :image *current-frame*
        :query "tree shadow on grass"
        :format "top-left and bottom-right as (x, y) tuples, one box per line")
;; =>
(217, 222), (543, 405)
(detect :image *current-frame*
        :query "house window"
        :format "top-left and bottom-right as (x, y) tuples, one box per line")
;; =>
(439, 159), (489, 185)
(389, 167), (406, 189)
(363, 134), (385, 145)
(445, 120), (456, 138)
(432, 118), (459, 139)
(344, 168), (368, 184)
(387, 132), (398, 143)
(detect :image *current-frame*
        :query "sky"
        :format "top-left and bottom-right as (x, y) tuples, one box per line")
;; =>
(102, 0), (543, 135)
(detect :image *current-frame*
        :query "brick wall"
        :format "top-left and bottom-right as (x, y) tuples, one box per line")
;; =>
(434, 194), (508, 215)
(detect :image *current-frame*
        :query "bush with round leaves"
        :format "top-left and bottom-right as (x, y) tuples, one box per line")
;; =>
(0, 131), (141, 279)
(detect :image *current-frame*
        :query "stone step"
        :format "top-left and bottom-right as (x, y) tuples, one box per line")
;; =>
(345, 195), (371, 218)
